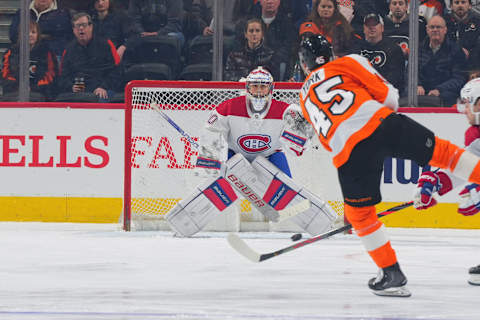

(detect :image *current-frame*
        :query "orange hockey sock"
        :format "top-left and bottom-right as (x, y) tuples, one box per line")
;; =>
(430, 136), (480, 183)
(429, 136), (464, 171)
(344, 204), (397, 268)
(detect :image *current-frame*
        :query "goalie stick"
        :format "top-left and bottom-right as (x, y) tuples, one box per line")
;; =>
(227, 201), (414, 263)
(150, 103), (200, 149)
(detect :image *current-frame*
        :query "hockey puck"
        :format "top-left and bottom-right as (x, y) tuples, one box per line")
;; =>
(291, 233), (302, 241)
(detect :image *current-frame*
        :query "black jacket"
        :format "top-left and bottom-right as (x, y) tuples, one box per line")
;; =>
(359, 37), (406, 94)
(58, 36), (123, 93)
(1, 40), (57, 98)
(91, 9), (133, 48)
(444, 12), (480, 55)
(224, 41), (277, 81)
(128, 0), (183, 34)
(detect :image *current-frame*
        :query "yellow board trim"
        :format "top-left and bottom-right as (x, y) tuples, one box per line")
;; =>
(1, 197), (480, 229)
(377, 202), (480, 229)
(0, 197), (122, 223)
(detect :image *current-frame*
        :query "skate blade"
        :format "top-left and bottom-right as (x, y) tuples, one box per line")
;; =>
(468, 274), (480, 286)
(371, 285), (411, 297)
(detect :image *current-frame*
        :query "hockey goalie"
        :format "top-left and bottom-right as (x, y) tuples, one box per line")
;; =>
(165, 67), (337, 237)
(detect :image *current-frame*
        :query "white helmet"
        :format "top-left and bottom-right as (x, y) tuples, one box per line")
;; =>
(458, 77), (480, 113)
(245, 67), (274, 115)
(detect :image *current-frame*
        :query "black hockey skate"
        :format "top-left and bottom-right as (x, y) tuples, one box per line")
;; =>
(468, 265), (480, 286)
(368, 263), (411, 297)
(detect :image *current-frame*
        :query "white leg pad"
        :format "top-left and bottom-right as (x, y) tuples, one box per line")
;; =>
(166, 177), (237, 236)
(252, 155), (337, 236)
(224, 154), (280, 222)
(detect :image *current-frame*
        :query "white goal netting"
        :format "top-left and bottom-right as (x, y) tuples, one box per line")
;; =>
(124, 80), (344, 232)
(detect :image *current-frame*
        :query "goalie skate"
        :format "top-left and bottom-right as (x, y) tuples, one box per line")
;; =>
(468, 265), (480, 285)
(368, 263), (411, 297)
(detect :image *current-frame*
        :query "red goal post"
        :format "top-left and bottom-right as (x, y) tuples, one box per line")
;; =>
(123, 80), (344, 232)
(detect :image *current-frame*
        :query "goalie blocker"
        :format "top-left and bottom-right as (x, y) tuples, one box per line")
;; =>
(166, 153), (337, 237)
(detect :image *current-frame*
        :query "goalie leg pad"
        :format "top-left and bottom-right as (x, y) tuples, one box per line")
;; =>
(224, 153), (280, 222)
(252, 155), (337, 235)
(166, 177), (237, 236)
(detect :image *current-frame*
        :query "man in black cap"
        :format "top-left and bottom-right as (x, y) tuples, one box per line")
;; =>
(359, 13), (406, 95)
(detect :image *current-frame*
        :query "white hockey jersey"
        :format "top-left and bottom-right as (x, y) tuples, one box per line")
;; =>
(205, 95), (290, 162)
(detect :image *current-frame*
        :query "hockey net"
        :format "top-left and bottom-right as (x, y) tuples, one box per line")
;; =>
(123, 80), (344, 232)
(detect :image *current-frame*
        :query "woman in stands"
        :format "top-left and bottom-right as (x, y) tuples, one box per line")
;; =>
(224, 18), (278, 81)
(299, 0), (360, 56)
(1, 20), (57, 101)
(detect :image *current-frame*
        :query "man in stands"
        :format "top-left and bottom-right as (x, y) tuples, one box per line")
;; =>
(418, 15), (467, 107)
(9, 0), (72, 61)
(297, 33), (480, 297)
(383, 0), (427, 57)
(126, 0), (184, 49)
(444, 0), (480, 61)
(360, 13), (406, 95)
(56, 12), (122, 103)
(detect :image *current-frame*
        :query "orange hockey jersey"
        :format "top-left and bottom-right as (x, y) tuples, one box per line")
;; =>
(299, 54), (399, 168)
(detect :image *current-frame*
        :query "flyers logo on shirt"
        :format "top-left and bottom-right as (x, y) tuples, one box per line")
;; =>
(237, 134), (271, 153)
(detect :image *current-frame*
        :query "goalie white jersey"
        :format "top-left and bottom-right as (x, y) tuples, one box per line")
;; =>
(205, 95), (290, 162)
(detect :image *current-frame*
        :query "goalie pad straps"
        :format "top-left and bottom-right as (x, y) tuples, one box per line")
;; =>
(166, 177), (237, 236)
(224, 154), (280, 222)
(251, 155), (337, 236)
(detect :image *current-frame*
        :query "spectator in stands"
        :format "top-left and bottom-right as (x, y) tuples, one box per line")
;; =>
(1, 20), (57, 101)
(299, 0), (361, 56)
(444, 0), (480, 60)
(56, 12), (122, 103)
(9, 0), (72, 61)
(350, 0), (389, 35)
(182, 0), (213, 41)
(127, 0), (184, 47)
(418, 15), (467, 106)
(383, 0), (427, 57)
(247, 0), (296, 80)
(224, 18), (277, 81)
(359, 13), (406, 94)
(90, 0), (132, 61)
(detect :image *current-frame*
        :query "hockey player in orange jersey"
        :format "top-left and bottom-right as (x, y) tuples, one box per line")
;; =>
(298, 34), (480, 297)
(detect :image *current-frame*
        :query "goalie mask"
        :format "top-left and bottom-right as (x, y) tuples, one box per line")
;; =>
(246, 67), (274, 116)
(298, 34), (334, 76)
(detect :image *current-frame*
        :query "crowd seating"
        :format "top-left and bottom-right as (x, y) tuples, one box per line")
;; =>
(0, 0), (474, 106)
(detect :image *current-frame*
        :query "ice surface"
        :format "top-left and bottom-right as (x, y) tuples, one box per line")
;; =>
(0, 222), (478, 320)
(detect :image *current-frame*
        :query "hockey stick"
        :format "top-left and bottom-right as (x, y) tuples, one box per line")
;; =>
(150, 103), (200, 149)
(227, 201), (414, 263)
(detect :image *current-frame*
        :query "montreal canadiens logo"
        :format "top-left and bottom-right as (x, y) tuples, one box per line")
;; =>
(238, 134), (271, 153)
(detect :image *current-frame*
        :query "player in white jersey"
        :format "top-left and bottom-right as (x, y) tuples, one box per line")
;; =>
(413, 77), (480, 286)
(165, 67), (337, 237)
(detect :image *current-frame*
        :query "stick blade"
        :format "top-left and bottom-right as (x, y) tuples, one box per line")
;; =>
(227, 233), (261, 263)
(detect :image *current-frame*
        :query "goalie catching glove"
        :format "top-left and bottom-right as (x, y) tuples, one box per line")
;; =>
(413, 171), (452, 210)
(280, 104), (314, 156)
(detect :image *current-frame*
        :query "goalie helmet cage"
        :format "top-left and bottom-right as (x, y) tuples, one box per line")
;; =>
(123, 80), (344, 232)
